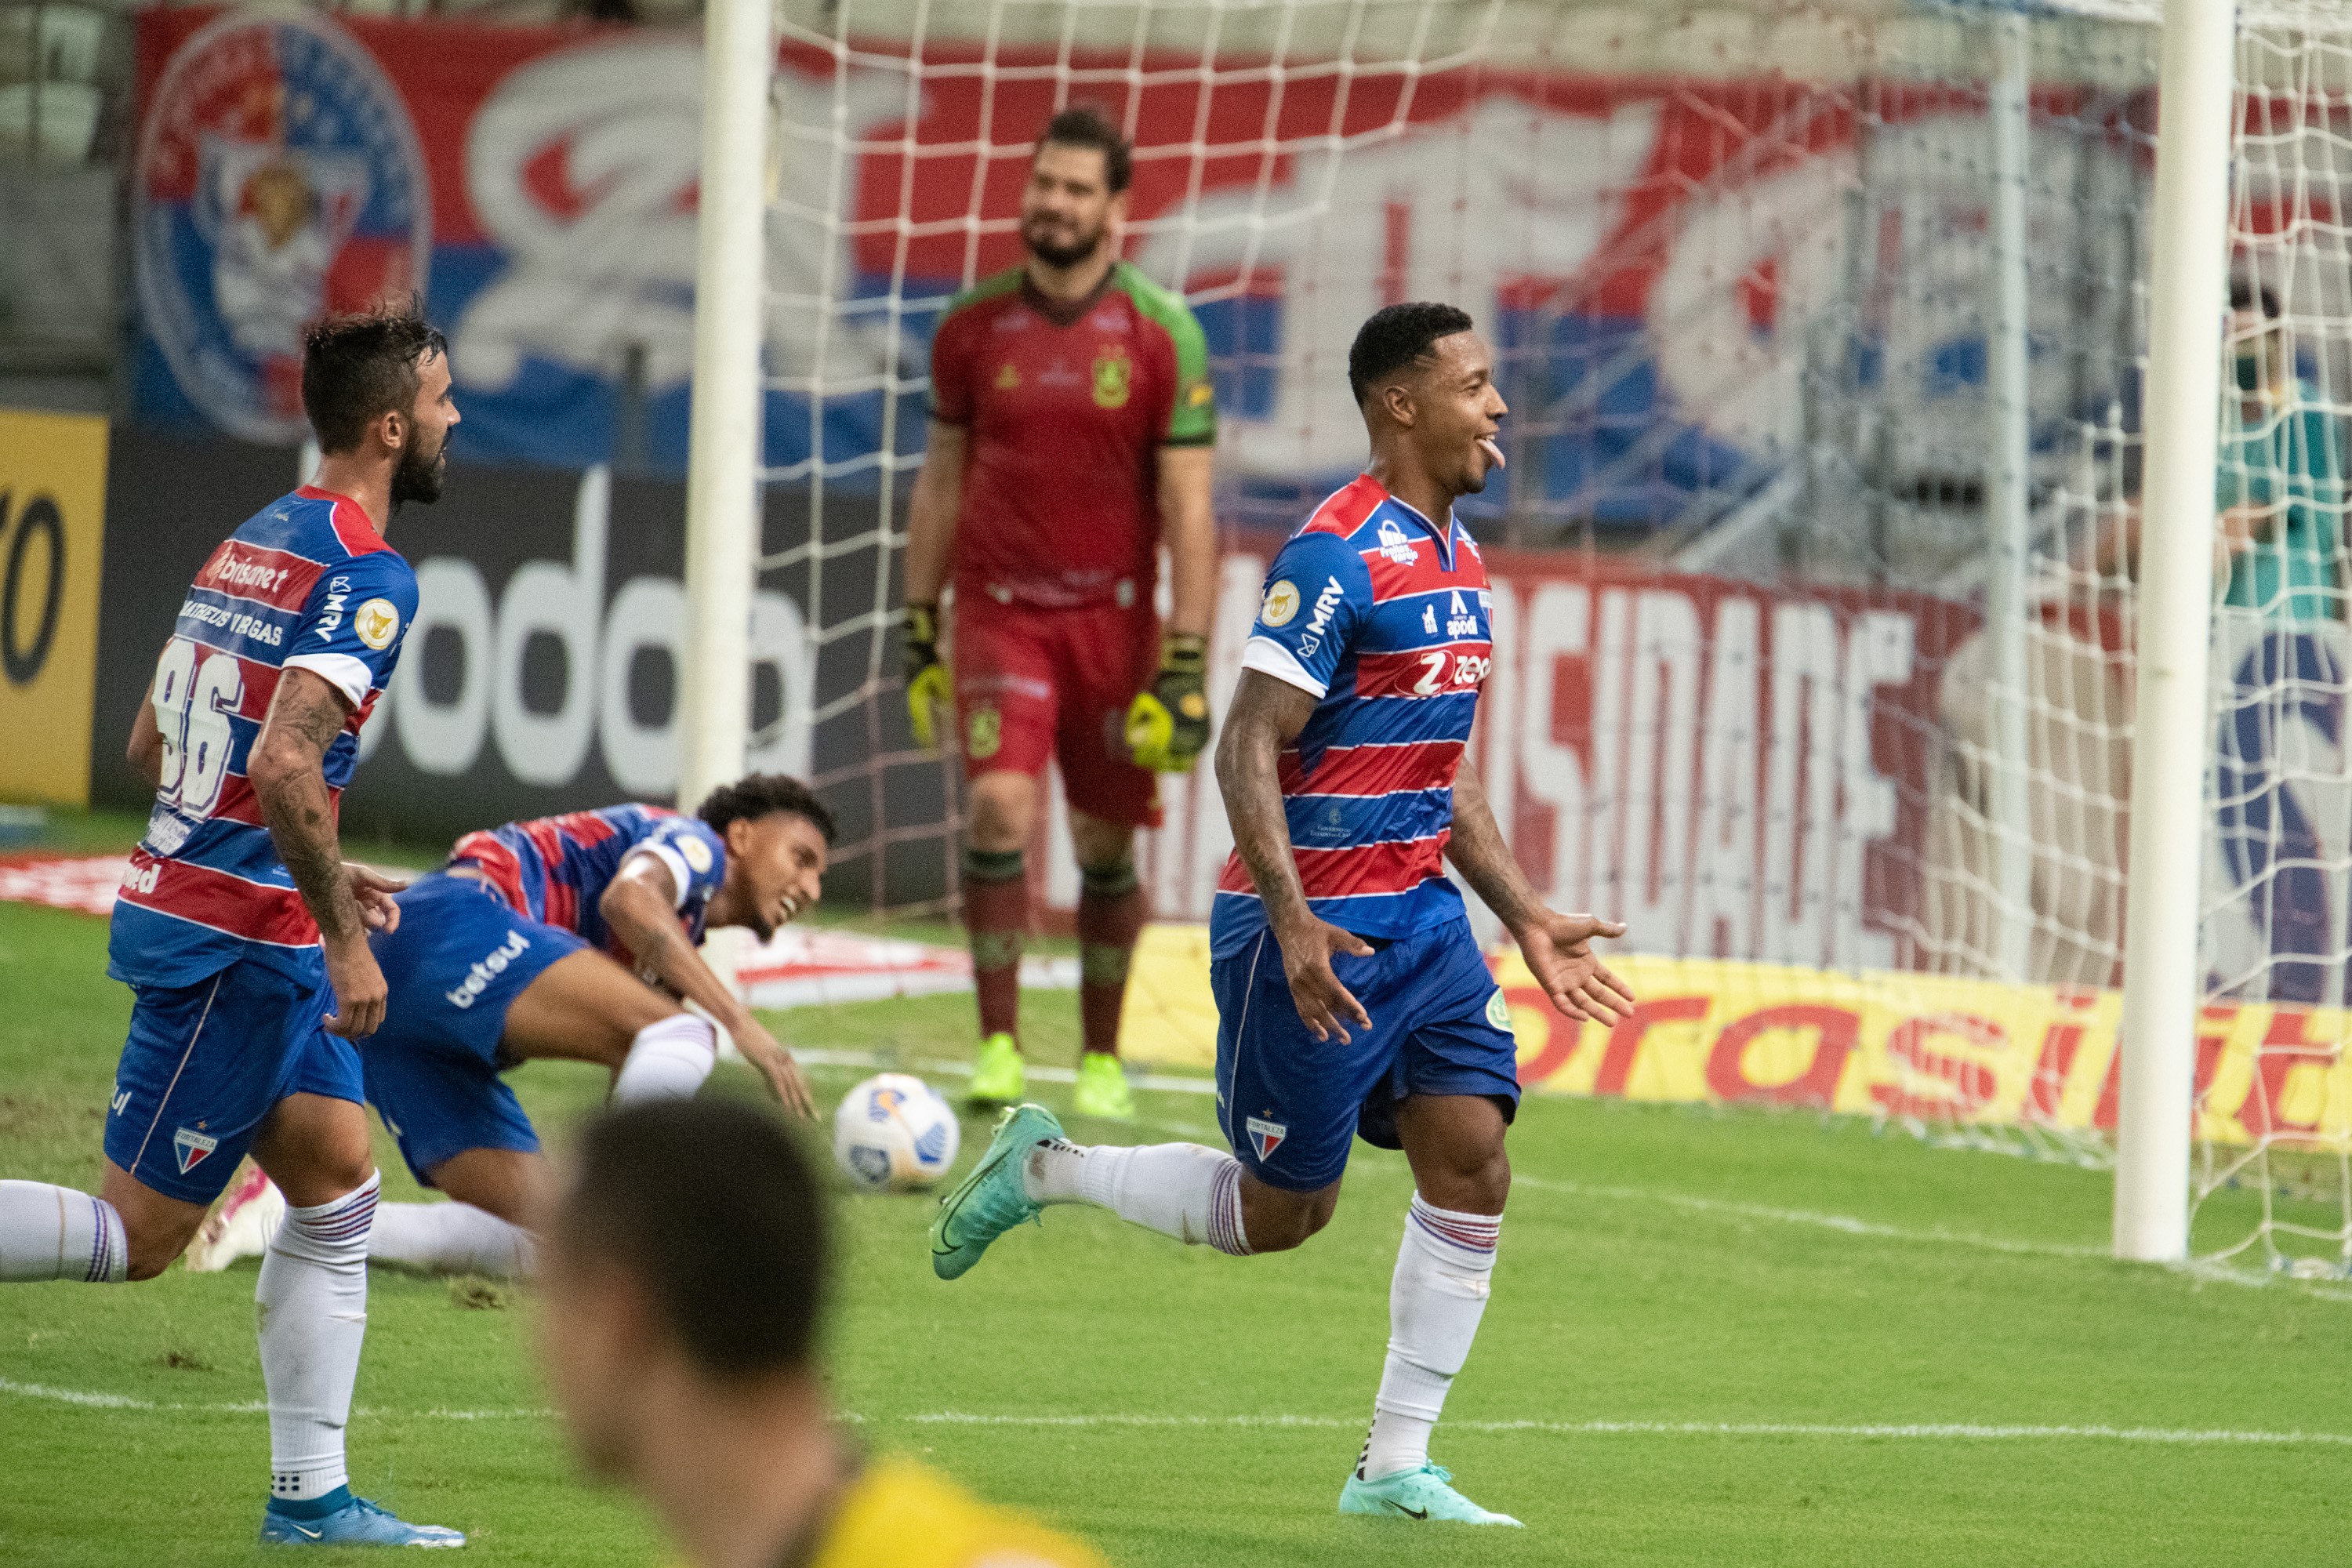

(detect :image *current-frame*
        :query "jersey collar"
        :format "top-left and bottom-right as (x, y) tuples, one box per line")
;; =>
(1373, 486), (1457, 572)
(1019, 261), (1119, 328)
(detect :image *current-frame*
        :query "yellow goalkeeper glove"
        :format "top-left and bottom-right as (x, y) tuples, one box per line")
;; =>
(903, 604), (951, 753)
(1125, 633), (1210, 772)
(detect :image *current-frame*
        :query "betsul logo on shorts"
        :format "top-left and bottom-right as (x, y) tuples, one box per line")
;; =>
(134, 13), (430, 444)
(445, 928), (532, 1009)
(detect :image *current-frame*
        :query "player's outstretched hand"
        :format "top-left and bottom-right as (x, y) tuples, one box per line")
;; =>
(1515, 910), (1635, 1025)
(738, 1015), (818, 1120)
(1276, 916), (1375, 1044)
(346, 863), (410, 934)
(322, 935), (389, 1040)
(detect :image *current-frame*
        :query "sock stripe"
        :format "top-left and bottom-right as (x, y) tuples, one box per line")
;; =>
(1207, 1158), (1250, 1257)
(84, 1197), (116, 1283)
(289, 1184), (379, 1246)
(1409, 1197), (1499, 1255)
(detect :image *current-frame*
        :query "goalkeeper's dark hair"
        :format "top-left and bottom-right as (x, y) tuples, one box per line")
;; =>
(1036, 103), (1131, 194)
(2230, 277), (2282, 320)
(1348, 301), (1476, 408)
(301, 296), (448, 456)
(555, 1100), (828, 1379)
(696, 772), (836, 844)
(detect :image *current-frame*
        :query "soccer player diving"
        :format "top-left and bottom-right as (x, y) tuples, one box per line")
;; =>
(901, 103), (1220, 1119)
(0, 303), (468, 1546)
(188, 776), (833, 1281)
(927, 303), (1634, 1526)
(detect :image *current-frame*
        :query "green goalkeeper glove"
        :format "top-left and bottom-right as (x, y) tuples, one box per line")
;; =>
(1124, 633), (1210, 772)
(902, 603), (951, 753)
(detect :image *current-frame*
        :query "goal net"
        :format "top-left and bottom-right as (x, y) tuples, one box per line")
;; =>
(748, 0), (2352, 1275)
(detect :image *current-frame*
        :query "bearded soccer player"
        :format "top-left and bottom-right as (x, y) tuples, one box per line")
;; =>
(187, 776), (831, 1281)
(928, 304), (1634, 1526)
(0, 303), (467, 1547)
(901, 103), (1218, 1120)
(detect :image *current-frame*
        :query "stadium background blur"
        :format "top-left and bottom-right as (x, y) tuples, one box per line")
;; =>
(9, 0), (2352, 1560)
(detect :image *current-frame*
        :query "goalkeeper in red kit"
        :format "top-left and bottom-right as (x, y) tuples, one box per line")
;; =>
(901, 104), (1218, 1119)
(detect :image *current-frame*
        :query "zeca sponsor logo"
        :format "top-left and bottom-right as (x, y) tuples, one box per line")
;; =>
(0, 488), (66, 686)
(446, 927), (532, 1009)
(368, 466), (815, 793)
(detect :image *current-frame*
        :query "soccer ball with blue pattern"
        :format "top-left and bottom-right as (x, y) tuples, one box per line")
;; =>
(831, 1073), (961, 1192)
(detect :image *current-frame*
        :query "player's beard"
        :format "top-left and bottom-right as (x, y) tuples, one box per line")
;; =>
(390, 426), (448, 510)
(1022, 211), (1107, 270)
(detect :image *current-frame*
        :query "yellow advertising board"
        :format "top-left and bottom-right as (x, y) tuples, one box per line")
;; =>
(0, 410), (107, 805)
(1121, 927), (2352, 1150)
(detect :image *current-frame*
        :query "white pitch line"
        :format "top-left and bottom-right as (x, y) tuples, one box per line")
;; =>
(793, 1046), (1216, 1096)
(0, 1378), (540, 1420)
(904, 1411), (2352, 1446)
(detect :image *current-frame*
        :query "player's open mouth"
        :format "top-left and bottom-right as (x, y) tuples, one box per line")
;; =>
(1476, 436), (1505, 470)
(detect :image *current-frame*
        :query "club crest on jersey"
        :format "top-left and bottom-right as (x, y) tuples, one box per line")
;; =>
(1245, 1116), (1287, 1162)
(967, 705), (1003, 761)
(994, 361), (1020, 390)
(1261, 579), (1301, 627)
(354, 597), (401, 650)
(173, 1126), (220, 1175)
(1091, 345), (1133, 409)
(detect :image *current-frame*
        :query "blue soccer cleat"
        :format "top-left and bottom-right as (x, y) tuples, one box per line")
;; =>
(1339, 1463), (1523, 1526)
(930, 1102), (1061, 1280)
(260, 1490), (466, 1548)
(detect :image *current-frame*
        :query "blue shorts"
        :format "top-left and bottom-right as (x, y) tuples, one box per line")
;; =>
(1212, 917), (1519, 1192)
(361, 873), (585, 1185)
(104, 958), (362, 1205)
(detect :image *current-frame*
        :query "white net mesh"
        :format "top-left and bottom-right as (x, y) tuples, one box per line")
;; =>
(751, 0), (2352, 1273)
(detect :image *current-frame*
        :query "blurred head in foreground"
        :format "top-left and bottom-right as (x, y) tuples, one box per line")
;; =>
(539, 1099), (1106, 1568)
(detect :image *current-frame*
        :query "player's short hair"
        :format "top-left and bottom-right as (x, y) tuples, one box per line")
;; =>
(697, 772), (837, 844)
(1348, 302), (1476, 408)
(302, 298), (448, 456)
(1035, 103), (1131, 195)
(2230, 278), (2282, 320)
(554, 1099), (828, 1379)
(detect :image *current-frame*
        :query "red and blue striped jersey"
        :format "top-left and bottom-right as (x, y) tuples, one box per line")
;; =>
(109, 487), (416, 990)
(1210, 474), (1494, 958)
(448, 804), (728, 960)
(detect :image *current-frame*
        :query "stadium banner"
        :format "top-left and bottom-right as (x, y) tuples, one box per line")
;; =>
(1120, 934), (2349, 1151)
(0, 409), (108, 806)
(128, 6), (2067, 519)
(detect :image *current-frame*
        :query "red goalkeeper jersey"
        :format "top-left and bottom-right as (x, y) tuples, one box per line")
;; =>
(929, 261), (1216, 608)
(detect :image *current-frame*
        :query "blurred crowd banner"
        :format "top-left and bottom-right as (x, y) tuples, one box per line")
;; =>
(0, 410), (107, 807)
(127, 5), (2060, 517)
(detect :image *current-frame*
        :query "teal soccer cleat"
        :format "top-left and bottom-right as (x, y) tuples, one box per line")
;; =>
(260, 1491), (466, 1548)
(930, 1102), (1062, 1280)
(1338, 1464), (1523, 1526)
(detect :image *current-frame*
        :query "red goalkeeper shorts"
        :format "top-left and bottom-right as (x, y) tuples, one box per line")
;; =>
(952, 594), (1163, 829)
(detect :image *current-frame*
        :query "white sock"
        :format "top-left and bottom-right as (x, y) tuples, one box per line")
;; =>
(1022, 1140), (1250, 1255)
(612, 1014), (718, 1105)
(1358, 1194), (1501, 1481)
(0, 1181), (127, 1283)
(259, 1172), (378, 1501)
(368, 1201), (536, 1278)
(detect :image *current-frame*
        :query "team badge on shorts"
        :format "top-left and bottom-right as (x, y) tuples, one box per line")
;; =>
(1261, 579), (1300, 627)
(1244, 1116), (1287, 1162)
(1091, 345), (1133, 409)
(1486, 990), (1513, 1030)
(134, 13), (431, 443)
(967, 706), (1002, 760)
(173, 1125), (220, 1175)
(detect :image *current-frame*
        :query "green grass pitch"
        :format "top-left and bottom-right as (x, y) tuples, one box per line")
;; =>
(5, 826), (2352, 1564)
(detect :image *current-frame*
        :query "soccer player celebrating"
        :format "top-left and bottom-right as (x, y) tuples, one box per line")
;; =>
(927, 303), (1634, 1526)
(188, 777), (833, 1280)
(902, 103), (1219, 1119)
(539, 1099), (1107, 1568)
(0, 303), (466, 1547)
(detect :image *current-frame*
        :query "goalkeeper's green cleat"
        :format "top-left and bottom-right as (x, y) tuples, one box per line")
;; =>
(1338, 1465), (1523, 1526)
(1071, 1051), (1135, 1120)
(966, 1031), (1025, 1104)
(930, 1102), (1061, 1280)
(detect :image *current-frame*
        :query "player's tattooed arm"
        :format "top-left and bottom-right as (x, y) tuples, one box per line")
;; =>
(601, 858), (817, 1119)
(1215, 669), (1376, 1043)
(249, 666), (387, 1037)
(1446, 761), (1635, 1025)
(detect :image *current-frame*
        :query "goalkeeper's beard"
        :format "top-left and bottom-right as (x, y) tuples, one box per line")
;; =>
(1022, 214), (1109, 270)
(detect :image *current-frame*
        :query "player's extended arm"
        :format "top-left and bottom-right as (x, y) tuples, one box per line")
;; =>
(126, 648), (166, 789)
(1445, 760), (1635, 1025)
(598, 858), (816, 1119)
(1214, 668), (1376, 1042)
(248, 666), (390, 1039)
(899, 420), (967, 750)
(1126, 445), (1218, 771)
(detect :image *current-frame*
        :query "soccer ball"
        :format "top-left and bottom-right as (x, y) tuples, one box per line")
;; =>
(832, 1073), (961, 1192)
